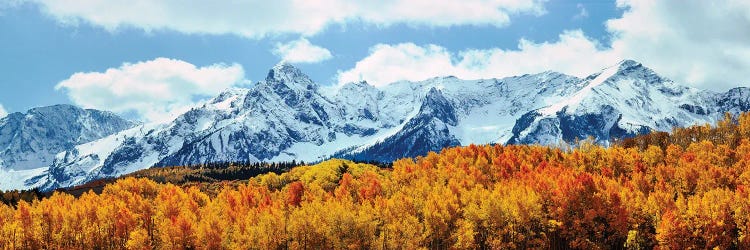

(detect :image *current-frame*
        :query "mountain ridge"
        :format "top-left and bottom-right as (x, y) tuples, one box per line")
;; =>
(5, 59), (750, 191)
(0, 104), (135, 190)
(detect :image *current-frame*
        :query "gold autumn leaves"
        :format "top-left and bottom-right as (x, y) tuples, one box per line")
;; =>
(4, 113), (750, 249)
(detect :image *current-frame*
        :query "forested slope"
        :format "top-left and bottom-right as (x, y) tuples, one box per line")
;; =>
(3, 113), (750, 249)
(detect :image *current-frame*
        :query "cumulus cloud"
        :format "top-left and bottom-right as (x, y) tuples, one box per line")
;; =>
(55, 58), (247, 123)
(273, 38), (332, 64)
(337, 30), (618, 86)
(341, 0), (750, 91)
(606, 0), (750, 90)
(337, 44), (456, 86)
(0, 104), (8, 119)
(21, 0), (546, 38)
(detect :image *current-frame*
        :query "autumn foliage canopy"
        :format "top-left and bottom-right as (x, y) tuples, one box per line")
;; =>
(4, 113), (750, 249)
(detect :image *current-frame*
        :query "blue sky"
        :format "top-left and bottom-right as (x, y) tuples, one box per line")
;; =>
(0, 0), (749, 122)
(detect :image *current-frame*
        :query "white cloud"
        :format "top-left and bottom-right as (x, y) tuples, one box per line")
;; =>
(337, 43), (456, 86)
(337, 30), (618, 87)
(341, 0), (750, 91)
(273, 38), (332, 64)
(0, 104), (8, 119)
(456, 30), (618, 79)
(574, 3), (588, 19)
(22, 0), (546, 38)
(606, 0), (750, 90)
(55, 58), (247, 123)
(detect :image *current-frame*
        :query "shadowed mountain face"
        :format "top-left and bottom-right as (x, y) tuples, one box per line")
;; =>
(339, 88), (461, 163)
(11, 60), (750, 191)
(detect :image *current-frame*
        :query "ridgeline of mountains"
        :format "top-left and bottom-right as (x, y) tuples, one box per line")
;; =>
(1, 60), (749, 191)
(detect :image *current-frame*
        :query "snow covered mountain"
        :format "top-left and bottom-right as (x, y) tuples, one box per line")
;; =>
(0, 104), (134, 190)
(16, 60), (750, 191)
(506, 60), (736, 145)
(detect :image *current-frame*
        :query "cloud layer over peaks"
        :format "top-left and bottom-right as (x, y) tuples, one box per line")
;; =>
(337, 30), (616, 87)
(339, 0), (750, 91)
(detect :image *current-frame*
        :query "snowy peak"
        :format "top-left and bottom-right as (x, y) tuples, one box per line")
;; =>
(254, 63), (327, 110)
(539, 62), (621, 115)
(618, 59), (640, 67)
(339, 81), (376, 93)
(513, 60), (715, 145)
(419, 88), (457, 126)
(205, 88), (249, 113)
(265, 63), (316, 89)
(608, 59), (672, 86)
(339, 87), (460, 162)
(336, 81), (384, 123)
(211, 87), (249, 105)
(579, 59), (658, 84)
(592, 59), (646, 82)
(338, 81), (383, 102)
(540, 59), (685, 116)
(603, 59), (645, 74)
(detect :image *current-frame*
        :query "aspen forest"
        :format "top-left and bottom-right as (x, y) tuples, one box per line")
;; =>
(3, 113), (750, 249)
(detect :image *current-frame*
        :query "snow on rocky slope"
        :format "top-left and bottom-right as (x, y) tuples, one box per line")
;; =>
(506, 60), (724, 145)
(0, 104), (134, 190)
(12, 60), (750, 190)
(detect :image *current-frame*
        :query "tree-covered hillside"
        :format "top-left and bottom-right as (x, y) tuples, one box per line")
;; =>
(4, 113), (750, 249)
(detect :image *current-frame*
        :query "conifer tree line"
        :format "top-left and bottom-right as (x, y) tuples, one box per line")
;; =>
(138, 160), (306, 185)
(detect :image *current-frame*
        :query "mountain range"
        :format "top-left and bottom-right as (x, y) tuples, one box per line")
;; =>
(2, 59), (749, 191)
(0, 105), (134, 190)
